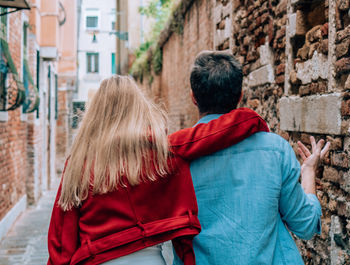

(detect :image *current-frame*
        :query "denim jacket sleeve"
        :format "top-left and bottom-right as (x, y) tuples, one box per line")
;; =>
(279, 140), (322, 240)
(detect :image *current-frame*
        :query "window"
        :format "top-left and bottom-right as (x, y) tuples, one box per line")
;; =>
(110, 9), (116, 31)
(86, 53), (99, 73)
(111, 53), (116, 74)
(85, 9), (99, 30)
(86, 16), (98, 29)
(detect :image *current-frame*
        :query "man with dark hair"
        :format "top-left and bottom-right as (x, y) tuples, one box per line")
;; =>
(171, 50), (329, 264)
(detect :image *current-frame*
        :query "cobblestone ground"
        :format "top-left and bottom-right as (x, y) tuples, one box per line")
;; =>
(0, 179), (59, 265)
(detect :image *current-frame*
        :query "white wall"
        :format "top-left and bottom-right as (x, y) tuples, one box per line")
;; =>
(77, 0), (116, 102)
(128, 0), (153, 52)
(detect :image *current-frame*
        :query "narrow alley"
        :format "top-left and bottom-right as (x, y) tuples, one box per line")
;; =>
(0, 179), (58, 265)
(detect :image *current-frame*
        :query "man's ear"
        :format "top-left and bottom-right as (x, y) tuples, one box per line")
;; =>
(191, 91), (198, 106)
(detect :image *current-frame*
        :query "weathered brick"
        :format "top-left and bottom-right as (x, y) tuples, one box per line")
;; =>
(321, 23), (329, 37)
(338, 0), (350, 10)
(275, 74), (285, 84)
(276, 64), (285, 75)
(247, 99), (260, 108)
(308, 42), (320, 58)
(331, 152), (349, 168)
(335, 57), (350, 75)
(297, 45), (310, 60)
(299, 84), (311, 96)
(324, 167), (340, 182)
(336, 38), (350, 59)
(341, 99), (350, 116)
(275, 26), (286, 40)
(326, 136), (343, 151)
(275, 0), (287, 17)
(318, 39), (329, 54)
(306, 25), (323, 44)
(336, 26), (350, 43)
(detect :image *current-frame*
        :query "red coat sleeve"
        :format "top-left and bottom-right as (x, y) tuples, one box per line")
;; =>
(47, 160), (80, 265)
(169, 108), (269, 160)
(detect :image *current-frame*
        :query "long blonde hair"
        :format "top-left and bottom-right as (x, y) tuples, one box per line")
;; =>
(58, 75), (169, 211)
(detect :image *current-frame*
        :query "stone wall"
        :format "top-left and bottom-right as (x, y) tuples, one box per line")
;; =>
(137, 0), (350, 263)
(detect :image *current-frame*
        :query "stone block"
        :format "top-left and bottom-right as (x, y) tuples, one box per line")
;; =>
(342, 169), (350, 192)
(308, 42), (320, 58)
(222, 2), (232, 18)
(336, 38), (350, 58)
(275, 26), (286, 40)
(279, 94), (343, 135)
(336, 26), (350, 43)
(335, 57), (350, 75)
(331, 152), (349, 168)
(275, 74), (285, 84)
(288, 13), (297, 37)
(323, 166), (340, 183)
(344, 137), (350, 152)
(306, 25), (323, 44)
(290, 69), (299, 85)
(259, 42), (273, 66)
(341, 99), (350, 115)
(217, 19), (225, 30)
(326, 136), (343, 150)
(247, 64), (275, 87)
(295, 10), (307, 36)
(318, 39), (328, 54)
(299, 84), (311, 96)
(338, 0), (350, 10)
(297, 45), (310, 60)
(296, 51), (328, 84)
(345, 75), (350, 89)
(276, 64), (285, 75)
(321, 23), (328, 37)
(247, 99), (260, 109)
(214, 4), (223, 24)
(276, 0), (287, 17)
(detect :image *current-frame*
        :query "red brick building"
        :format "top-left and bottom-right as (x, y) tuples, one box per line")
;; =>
(0, 0), (77, 242)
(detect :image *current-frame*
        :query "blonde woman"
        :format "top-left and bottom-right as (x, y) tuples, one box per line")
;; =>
(47, 75), (269, 265)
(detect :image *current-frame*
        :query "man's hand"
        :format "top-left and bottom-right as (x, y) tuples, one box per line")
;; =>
(297, 136), (330, 194)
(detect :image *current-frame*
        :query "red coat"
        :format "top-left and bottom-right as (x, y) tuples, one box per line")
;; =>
(47, 108), (268, 265)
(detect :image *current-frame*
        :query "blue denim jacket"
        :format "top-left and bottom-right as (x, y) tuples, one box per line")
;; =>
(174, 114), (321, 265)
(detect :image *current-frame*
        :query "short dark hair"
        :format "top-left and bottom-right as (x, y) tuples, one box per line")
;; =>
(190, 51), (243, 114)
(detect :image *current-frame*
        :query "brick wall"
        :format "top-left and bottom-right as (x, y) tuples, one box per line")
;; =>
(139, 0), (213, 133)
(0, 11), (28, 219)
(137, 0), (350, 263)
(25, 27), (43, 205)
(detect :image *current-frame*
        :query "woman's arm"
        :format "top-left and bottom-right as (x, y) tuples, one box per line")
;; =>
(47, 161), (80, 265)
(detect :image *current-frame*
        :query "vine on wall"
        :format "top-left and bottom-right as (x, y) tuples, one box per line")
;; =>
(130, 0), (190, 83)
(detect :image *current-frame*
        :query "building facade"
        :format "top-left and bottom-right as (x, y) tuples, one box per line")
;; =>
(76, 0), (116, 103)
(0, 0), (77, 242)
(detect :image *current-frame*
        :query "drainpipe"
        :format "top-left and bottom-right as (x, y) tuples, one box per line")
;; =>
(116, 0), (121, 74)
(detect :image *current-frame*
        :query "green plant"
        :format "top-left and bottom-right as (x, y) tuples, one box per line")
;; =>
(131, 0), (175, 81)
(152, 46), (162, 75)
